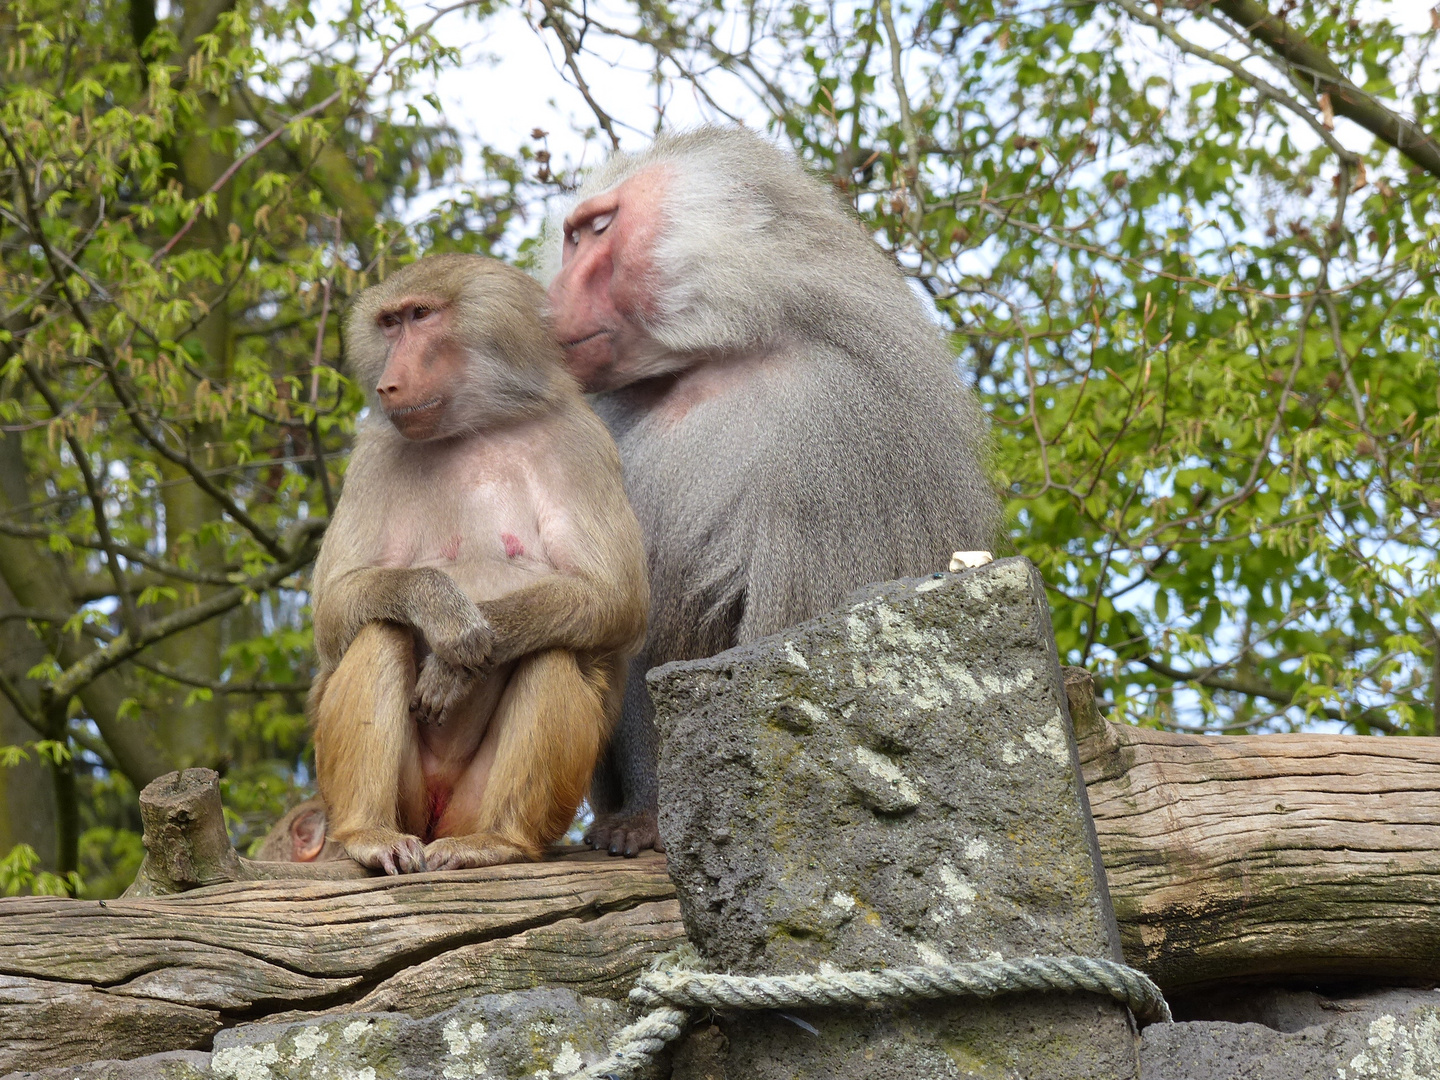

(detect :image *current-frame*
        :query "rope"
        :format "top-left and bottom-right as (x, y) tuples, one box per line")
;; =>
(584, 954), (1170, 1080)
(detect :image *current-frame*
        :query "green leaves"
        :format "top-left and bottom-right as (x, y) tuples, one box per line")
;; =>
(0, 844), (79, 897)
(0, 0), (538, 891)
(740, 0), (1440, 733)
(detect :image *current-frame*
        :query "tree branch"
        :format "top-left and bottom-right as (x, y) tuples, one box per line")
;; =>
(308, 228), (337, 518)
(1111, 0), (1357, 165)
(21, 362), (140, 633)
(535, 0), (623, 149)
(132, 655), (309, 696)
(0, 668), (45, 736)
(879, 0), (926, 235)
(0, 519), (249, 588)
(49, 521), (322, 701)
(1138, 655), (1398, 732)
(1207, 0), (1440, 179)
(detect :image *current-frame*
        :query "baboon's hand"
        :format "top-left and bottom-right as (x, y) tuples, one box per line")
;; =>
(410, 655), (474, 726)
(431, 616), (494, 673)
(343, 828), (428, 875)
(409, 573), (494, 672)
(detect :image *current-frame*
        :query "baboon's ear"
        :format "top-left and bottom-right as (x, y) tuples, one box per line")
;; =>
(291, 806), (328, 862)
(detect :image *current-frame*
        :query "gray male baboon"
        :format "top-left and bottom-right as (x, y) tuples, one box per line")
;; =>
(545, 128), (1000, 856)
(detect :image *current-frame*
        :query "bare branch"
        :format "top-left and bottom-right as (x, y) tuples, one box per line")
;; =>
(1110, 0), (1358, 165)
(879, 0), (925, 229)
(535, 0), (623, 149)
(308, 218), (338, 518)
(1138, 655), (1399, 732)
(1208, 0), (1440, 179)
(132, 655), (310, 696)
(0, 668), (45, 736)
(0, 519), (252, 588)
(22, 361), (140, 633)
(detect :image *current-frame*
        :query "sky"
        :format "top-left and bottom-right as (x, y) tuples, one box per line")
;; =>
(392, 0), (1437, 242)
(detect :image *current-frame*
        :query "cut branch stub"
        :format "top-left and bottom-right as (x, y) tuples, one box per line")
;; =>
(127, 768), (245, 897)
(1063, 665), (1107, 743)
(126, 770), (373, 896)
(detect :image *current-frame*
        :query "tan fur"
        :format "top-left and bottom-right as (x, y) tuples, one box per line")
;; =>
(309, 254), (647, 874)
(312, 623), (429, 871)
(430, 649), (609, 864)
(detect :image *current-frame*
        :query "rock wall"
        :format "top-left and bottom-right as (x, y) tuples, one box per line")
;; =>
(648, 557), (1138, 1079)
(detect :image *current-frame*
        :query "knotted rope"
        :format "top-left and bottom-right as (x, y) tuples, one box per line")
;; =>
(584, 954), (1171, 1080)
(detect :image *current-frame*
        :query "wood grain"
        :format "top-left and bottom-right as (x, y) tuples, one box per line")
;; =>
(269, 899), (688, 1023)
(0, 852), (678, 1072)
(1067, 668), (1440, 991)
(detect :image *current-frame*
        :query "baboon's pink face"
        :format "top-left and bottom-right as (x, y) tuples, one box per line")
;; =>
(547, 167), (670, 392)
(371, 297), (466, 441)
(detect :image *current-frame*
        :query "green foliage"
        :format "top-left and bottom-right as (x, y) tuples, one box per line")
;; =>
(76, 828), (145, 900)
(0, 844), (79, 896)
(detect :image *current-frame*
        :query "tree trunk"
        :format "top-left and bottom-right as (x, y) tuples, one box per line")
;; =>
(0, 433), (173, 799)
(0, 576), (57, 870)
(149, 0), (242, 768)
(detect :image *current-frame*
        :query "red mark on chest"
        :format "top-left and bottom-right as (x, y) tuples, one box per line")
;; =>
(440, 534), (461, 561)
(501, 533), (525, 558)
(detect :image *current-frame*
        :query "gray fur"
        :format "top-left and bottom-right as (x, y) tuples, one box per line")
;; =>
(548, 127), (1002, 837)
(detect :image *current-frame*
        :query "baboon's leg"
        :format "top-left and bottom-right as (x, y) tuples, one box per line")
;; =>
(313, 622), (427, 874)
(424, 649), (607, 869)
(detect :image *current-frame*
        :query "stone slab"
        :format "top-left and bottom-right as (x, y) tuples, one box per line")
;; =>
(650, 557), (1138, 1079)
(2, 1050), (212, 1080)
(1141, 987), (1440, 1079)
(209, 989), (627, 1080)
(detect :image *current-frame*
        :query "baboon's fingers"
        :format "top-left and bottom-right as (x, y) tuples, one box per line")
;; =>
(424, 834), (528, 871)
(343, 828), (428, 875)
(410, 656), (473, 726)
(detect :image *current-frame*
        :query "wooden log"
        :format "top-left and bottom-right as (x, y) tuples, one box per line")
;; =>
(263, 899), (687, 1024)
(1065, 667), (1440, 992)
(10, 683), (1440, 1070)
(0, 855), (679, 1073)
